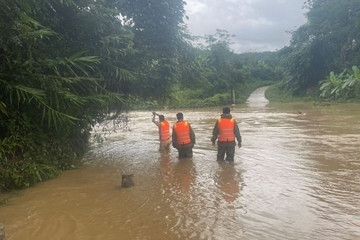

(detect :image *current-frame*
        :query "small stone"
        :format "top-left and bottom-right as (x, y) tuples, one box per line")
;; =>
(121, 174), (134, 188)
(0, 223), (5, 240)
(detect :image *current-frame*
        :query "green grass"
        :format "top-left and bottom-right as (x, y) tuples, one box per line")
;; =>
(167, 80), (274, 109)
(265, 82), (360, 104)
(265, 82), (320, 102)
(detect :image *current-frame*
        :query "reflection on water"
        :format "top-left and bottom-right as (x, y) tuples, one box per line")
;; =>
(1, 88), (360, 240)
(215, 162), (242, 206)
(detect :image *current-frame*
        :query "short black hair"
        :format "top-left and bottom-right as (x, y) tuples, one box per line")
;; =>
(223, 107), (231, 114)
(159, 115), (165, 121)
(176, 112), (183, 120)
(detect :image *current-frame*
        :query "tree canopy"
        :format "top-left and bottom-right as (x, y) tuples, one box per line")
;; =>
(281, 0), (360, 95)
(0, 0), (188, 189)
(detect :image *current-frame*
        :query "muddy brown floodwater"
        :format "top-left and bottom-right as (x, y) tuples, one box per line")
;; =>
(1, 86), (360, 240)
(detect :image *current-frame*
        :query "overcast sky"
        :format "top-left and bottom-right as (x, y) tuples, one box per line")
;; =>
(184, 0), (308, 53)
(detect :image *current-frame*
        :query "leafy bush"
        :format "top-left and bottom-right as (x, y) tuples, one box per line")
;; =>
(0, 124), (77, 191)
(0, 162), (58, 190)
(320, 66), (360, 100)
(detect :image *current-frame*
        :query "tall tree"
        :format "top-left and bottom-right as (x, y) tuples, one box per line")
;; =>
(119, 0), (185, 56)
(118, 0), (187, 100)
(204, 30), (244, 94)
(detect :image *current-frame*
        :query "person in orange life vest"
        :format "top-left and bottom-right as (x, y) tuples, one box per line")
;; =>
(152, 112), (171, 151)
(172, 112), (195, 158)
(211, 107), (242, 162)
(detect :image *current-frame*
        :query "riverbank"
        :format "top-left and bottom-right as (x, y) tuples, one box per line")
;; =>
(129, 80), (274, 110)
(265, 81), (360, 104)
(129, 81), (360, 112)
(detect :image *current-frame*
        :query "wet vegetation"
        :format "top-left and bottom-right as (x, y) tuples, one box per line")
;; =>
(278, 0), (360, 99)
(1, 0), (360, 191)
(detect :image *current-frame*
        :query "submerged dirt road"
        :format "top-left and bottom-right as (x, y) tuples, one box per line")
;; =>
(1, 87), (360, 240)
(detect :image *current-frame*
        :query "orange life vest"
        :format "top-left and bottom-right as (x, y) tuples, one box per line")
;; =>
(159, 120), (170, 141)
(218, 118), (235, 142)
(173, 121), (191, 145)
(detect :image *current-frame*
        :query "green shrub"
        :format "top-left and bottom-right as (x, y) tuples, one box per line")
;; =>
(0, 161), (58, 190)
(0, 117), (81, 191)
(319, 66), (360, 100)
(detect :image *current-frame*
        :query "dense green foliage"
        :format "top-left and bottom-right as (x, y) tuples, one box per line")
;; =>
(0, 0), (186, 190)
(117, 0), (188, 100)
(0, 0), (123, 190)
(170, 30), (280, 107)
(319, 66), (360, 100)
(280, 0), (360, 96)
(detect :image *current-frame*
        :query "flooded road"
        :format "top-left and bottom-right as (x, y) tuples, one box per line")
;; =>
(1, 87), (360, 240)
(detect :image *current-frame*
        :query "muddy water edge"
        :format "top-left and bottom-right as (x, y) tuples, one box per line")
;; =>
(1, 87), (360, 240)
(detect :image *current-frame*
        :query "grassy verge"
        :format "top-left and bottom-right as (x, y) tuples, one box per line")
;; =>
(265, 82), (360, 104)
(169, 89), (230, 108)
(167, 80), (274, 109)
(265, 82), (320, 102)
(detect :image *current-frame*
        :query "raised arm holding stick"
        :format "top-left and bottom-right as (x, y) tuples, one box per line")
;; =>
(152, 112), (171, 151)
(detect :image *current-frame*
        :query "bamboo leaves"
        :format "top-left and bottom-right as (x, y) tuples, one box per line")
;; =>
(0, 102), (7, 116)
(14, 12), (58, 43)
(0, 6), (123, 131)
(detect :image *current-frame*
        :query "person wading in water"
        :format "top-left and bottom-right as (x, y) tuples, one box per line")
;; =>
(152, 112), (171, 151)
(211, 107), (242, 162)
(172, 112), (195, 158)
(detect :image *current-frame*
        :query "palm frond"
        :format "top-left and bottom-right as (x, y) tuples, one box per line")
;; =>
(0, 101), (8, 116)
(15, 12), (58, 41)
(41, 103), (79, 131)
(8, 83), (46, 106)
(115, 67), (136, 82)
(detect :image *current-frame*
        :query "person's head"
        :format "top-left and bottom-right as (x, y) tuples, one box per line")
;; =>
(223, 107), (231, 114)
(159, 115), (165, 121)
(176, 112), (184, 120)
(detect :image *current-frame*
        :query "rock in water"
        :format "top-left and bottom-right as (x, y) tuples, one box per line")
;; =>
(0, 223), (5, 240)
(121, 174), (134, 188)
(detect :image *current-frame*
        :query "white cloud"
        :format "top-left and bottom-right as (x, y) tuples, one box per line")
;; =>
(185, 0), (207, 15)
(184, 0), (308, 53)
